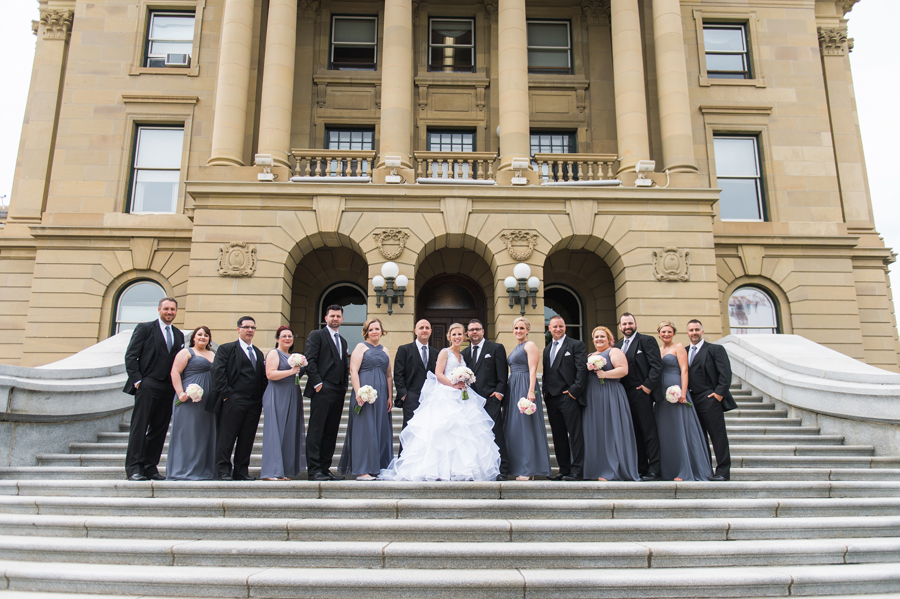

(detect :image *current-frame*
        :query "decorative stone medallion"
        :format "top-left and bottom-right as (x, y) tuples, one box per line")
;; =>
(374, 229), (409, 260)
(651, 247), (691, 282)
(500, 230), (539, 262)
(217, 242), (257, 277)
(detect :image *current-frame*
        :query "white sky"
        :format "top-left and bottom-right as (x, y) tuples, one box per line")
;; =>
(0, 1), (897, 294)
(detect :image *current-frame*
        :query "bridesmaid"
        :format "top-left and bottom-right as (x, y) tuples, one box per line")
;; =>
(339, 317), (393, 480)
(504, 317), (551, 480)
(655, 321), (712, 481)
(260, 326), (306, 481)
(583, 325), (639, 481)
(167, 326), (217, 480)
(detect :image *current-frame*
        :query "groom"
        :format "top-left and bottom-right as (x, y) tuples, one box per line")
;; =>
(462, 319), (509, 481)
(393, 319), (438, 456)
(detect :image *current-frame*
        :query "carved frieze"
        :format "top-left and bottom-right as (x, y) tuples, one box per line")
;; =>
(374, 229), (409, 260)
(581, 0), (610, 26)
(651, 247), (691, 282)
(218, 242), (257, 277)
(40, 9), (74, 40)
(818, 27), (850, 56)
(500, 230), (539, 262)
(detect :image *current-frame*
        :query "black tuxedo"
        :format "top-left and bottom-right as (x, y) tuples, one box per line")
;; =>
(542, 336), (588, 478)
(123, 319), (184, 478)
(207, 340), (268, 479)
(394, 341), (437, 455)
(687, 340), (735, 479)
(615, 332), (663, 477)
(303, 327), (349, 476)
(462, 340), (509, 476)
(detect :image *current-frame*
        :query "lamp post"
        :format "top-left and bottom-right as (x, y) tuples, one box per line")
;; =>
(373, 261), (408, 315)
(504, 263), (540, 315)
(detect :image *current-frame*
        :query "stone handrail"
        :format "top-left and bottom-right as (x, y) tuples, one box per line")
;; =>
(414, 151), (498, 181)
(533, 153), (618, 183)
(290, 149), (376, 179)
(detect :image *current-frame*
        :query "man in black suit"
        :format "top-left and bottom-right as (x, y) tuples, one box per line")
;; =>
(542, 315), (588, 481)
(123, 297), (184, 481)
(304, 304), (350, 481)
(462, 319), (509, 480)
(393, 319), (438, 455)
(206, 316), (268, 481)
(686, 319), (736, 481)
(615, 313), (664, 481)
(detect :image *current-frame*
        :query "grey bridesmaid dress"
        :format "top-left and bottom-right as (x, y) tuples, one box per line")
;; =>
(338, 342), (393, 476)
(503, 343), (551, 477)
(583, 349), (639, 481)
(655, 353), (712, 481)
(166, 349), (217, 480)
(260, 349), (306, 479)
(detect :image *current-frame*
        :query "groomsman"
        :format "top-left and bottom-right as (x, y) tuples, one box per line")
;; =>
(123, 297), (184, 481)
(393, 319), (438, 455)
(686, 319), (736, 481)
(207, 316), (268, 480)
(615, 313), (664, 481)
(304, 304), (350, 481)
(542, 315), (588, 481)
(462, 319), (509, 481)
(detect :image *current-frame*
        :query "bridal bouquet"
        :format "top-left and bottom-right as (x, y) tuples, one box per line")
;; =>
(287, 353), (308, 385)
(517, 397), (537, 415)
(175, 383), (204, 407)
(587, 354), (607, 384)
(665, 385), (692, 407)
(449, 366), (476, 400)
(354, 385), (377, 414)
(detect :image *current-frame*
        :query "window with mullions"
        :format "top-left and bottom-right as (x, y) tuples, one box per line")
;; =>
(330, 16), (378, 70)
(531, 131), (576, 180)
(145, 12), (195, 68)
(427, 130), (475, 153)
(713, 135), (766, 221)
(527, 21), (571, 75)
(703, 24), (751, 79)
(129, 126), (184, 214)
(429, 19), (474, 73)
(324, 128), (374, 176)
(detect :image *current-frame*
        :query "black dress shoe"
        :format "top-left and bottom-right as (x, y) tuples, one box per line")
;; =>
(325, 471), (346, 481)
(233, 475), (256, 481)
(708, 474), (728, 482)
(218, 475), (234, 481)
(640, 473), (661, 482)
(126, 473), (148, 482)
(562, 474), (582, 482)
(311, 472), (331, 481)
(549, 473), (567, 481)
(496, 474), (508, 481)
(146, 473), (165, 481)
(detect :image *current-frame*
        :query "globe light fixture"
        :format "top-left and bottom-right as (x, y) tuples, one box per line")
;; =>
(373, 261), (406, 315)
(505, 263), (540, 315)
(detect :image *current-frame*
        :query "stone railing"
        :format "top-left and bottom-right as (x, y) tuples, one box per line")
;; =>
(533, 153), (619, 183)
(290, 150), (376, 181)
(414, 151), (498, 183)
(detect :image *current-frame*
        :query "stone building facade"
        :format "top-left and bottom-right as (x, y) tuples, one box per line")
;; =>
(1, 0), (898, 370)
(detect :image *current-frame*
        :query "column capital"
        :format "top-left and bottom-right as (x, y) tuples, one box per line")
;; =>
(484, 0), (497, 17)
(581, 0), (610, 26)
(818, 26), (852, 56)
(39, 8), (74, 40)
(838, 0), (860, 17)
(299, 0), (320, 18)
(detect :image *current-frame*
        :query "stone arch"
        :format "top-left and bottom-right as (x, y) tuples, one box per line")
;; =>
(98, 270), (181, 340)
(721, 275), (793, 335)
(543, 248), (618, 344)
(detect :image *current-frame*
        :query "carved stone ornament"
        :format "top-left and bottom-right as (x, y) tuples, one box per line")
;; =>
(838, 0), (860, 16)
(500, 230), (539, 262)
(651, 247), (691, 282)
(217, 242), (257, 277)
(40, 9), (74, 40)
(299, 0), (320, 18)
(374, 229), (409, 260)
(581, 0), (611, 26)
(484, 0), (497, 17)
(818, 27), (849, 56)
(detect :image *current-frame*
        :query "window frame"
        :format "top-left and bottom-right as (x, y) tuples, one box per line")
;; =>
(318, 282), (368, 351)
(711, 133), (767, 222)
(428, 17), (475, 73)
(692, 8), (764, 88)
(727, 285), (780, 335)
(130, 0), (204, 77)
(114, 280), (168, 334)
(330, 15), (379, 71)
(144, 10), (196, 68)
(128, 125), (186, 215)
(526, 20), (573, 75)
(426, 129), (476, 153)
(543, 284), (584, 345)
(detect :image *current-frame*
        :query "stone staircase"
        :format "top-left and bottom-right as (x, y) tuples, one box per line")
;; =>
(0, 381), (899, 597)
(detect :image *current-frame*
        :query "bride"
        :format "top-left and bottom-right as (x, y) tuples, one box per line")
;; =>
(380, 322), (501, 481)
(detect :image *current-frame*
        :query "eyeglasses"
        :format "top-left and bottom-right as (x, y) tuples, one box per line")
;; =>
(468, 327), (483, 332)
(239, 326), (257, 330)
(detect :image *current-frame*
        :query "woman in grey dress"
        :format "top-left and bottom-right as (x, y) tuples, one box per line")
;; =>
(504, 317), (551, 480)
(583, 325), (639, 481)
(655, 321), (712, 481)
(339, 317), (393, 480)
(167, 326), (217, 480)
(260, 326), (306, 480)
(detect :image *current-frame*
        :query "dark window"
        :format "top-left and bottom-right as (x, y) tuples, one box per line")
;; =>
(427, 130), (475, 152)
(330, 16), (378, 70)
(145, 12), (194, 68)
(729, 286), (779, 334)
(713, 135), (766, 221)
(703, 24), (751, 79)
(544, 285), (583, 345)
(129, 126), (183, 214)
(527, 21), (571, 74)
(429, 18), (475, 72)
(319, 283), (367, 349)
(326, 128), (375, 151)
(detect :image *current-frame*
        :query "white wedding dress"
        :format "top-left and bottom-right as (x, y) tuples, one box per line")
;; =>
(379, 349), (501, 481)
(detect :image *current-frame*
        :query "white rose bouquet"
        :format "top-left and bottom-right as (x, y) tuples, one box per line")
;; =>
(449, 366), (476, 400)
(355, 385), (377, 414)
(587, 354), (608, 384)
(287, 353), (308, 385)
(665, 385), (692, 407)
(517, 397), (537, 415)
(175, 383), (204, 407)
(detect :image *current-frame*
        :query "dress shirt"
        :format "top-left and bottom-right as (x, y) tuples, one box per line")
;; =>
(415, 340), (430, 365)
(688, 339), (705, 365)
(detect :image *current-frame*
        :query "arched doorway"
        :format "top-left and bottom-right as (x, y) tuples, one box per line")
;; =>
(417, 274), (487, 351)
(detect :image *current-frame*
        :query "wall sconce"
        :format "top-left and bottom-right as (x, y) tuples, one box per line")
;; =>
(373, 261), (408, 315)
(504, 263), (540, 315)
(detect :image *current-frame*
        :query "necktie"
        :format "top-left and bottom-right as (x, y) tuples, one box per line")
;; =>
(622, 337), (631, 355)
(248, 346), (257, 366)
(334, 331), (341, 355)
(472, 344), (479, 364)
(165, 325), (173, 351)
(421, 345), (428, 368)
(550, 340), (559, 364)
(689, 344), (697, 366)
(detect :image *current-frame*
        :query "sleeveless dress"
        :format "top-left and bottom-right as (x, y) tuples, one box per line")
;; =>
(166, 349), (217, 480)
(338, 342), (393, 476)
(379, 349), (501, 481)
(260, 349), (306, 479)
(655, 352), (712, 481)
(582, 349), (639, 481)
(504, 343), (551, 477)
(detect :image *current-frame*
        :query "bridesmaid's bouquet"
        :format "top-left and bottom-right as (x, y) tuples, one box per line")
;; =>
(175, 383), (204, 407)
(587, 354), (607, 384)
(666, 385), (692, 407)
(517, 397), (537, 415)
(355, 385), (377, 414)
(449, 366), (476, 400)
(288, 353), (308, 385)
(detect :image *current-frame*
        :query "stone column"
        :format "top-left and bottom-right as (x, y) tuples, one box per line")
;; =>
(7, 8), (73, 224)
(610, 0), (650, 173)
(497, 0), (532, 171)
(208, 0), (255, 166)
(257, 0), (298, 168)
(375, 0), (414, 176)
(652, 0), (696, 173)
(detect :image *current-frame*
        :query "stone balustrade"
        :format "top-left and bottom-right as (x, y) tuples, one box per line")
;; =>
(414, 151), (498, 182)
(533, 153), (619, 183)
(290, 150), (377, 181)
